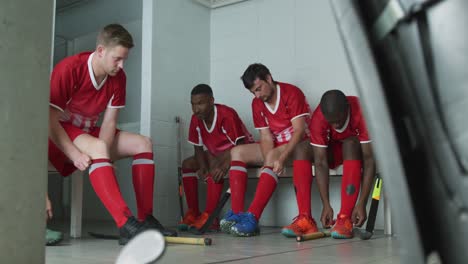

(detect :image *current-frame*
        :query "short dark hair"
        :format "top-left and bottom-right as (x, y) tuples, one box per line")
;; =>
(191, 84), (213, 96)
(97, 24), (134, 49)
(320, 90), (348, 118)
(241, 63), (274, 89)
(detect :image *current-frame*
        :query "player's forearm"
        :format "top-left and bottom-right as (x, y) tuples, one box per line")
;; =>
(99, 121), (116, 149)
(49, 110), (81, 160)
(259, 137), (274, 161)
(357, 155), (376, 206)
(279, 127), (305, 161)
(315, 160), (331, 206)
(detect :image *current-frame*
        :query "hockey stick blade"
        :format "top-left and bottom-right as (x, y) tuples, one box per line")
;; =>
(192, 188), (231, 235)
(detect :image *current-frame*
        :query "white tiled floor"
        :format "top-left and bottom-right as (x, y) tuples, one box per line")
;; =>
(46, 221), (400, 264)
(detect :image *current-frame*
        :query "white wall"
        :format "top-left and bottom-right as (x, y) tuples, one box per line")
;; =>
(146, 0), (211, 225)
(210, 0), (357, 134)
(210, 0), (385, 229)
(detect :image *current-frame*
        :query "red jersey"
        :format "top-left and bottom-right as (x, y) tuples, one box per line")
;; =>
(188, 104), (253, 156)
(252, 82), (310, 144)
(309, 96), (371, 147)
(49, 52), (126, 132)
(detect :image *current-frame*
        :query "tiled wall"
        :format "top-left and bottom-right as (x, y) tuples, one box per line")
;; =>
(149, 0), (211, 225)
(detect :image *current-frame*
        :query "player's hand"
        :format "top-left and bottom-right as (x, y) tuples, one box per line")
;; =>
(72, 152), (91, 171)
(211, 164), (228, 183)
(197, 167), (209, 181)
(46, 196), (53, 220)
(352, 203), (367, 227)
(272, 158), (285, 175)
(320, 204), (335, 228)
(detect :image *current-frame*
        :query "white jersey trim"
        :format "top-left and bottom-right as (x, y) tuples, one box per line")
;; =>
(188, 140), (203, 147)
(310, 142), (328, 148)
(233, 135), (246, 145)
(88, 52), (108, 90)
(264, 84), (280, 114)
(203, 105), (217, 133)
(334, 110), (350, 133)
(108, 105), (125, 109)
(360, 140), (372, 144)
(255, 126), (269, 130)
(291, 112), (310, 121)
(49, 103), (64, 112)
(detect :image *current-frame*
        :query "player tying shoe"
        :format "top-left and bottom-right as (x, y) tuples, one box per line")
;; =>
(48, 24), (176, 245)
(220, 63), (317, 237)
(310, 90), (376, 239)
(178, 84), (253, 232)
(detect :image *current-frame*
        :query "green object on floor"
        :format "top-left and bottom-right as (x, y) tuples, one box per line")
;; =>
(46, 228), (63, 246)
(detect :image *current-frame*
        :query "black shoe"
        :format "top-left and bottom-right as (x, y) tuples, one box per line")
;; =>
(143, 215), (178, 237)
(119, 216), (147, 245)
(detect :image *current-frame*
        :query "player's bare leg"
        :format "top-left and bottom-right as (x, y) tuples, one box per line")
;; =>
(111, 131), (177, 237)
(73, 134), (146, 244)
(220, 143), (263, 233)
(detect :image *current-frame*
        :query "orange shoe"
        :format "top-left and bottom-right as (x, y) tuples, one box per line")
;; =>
(177, 210), (200, 231)
(190, 212), (220, 231)
(331, 214), (354, 239)
(281, 215), (318, 237)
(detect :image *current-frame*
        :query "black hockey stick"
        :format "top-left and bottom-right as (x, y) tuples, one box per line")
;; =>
(359, 176), (382, 240)
(191, 188), (231, 235)
(175, 116), (184, 221)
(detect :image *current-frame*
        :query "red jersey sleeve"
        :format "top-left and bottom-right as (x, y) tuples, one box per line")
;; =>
(49, 63), (75, 112)
(309, 106), (329, 147)
(188, 115), (203, 146)
(252, 99), (268, 129)
(221, 110), (248, 145)
(107, 71), (126, 108)
(286, 86), (310, 121)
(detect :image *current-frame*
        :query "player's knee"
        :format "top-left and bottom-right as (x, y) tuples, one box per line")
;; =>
(88, 139), (109, 158)
(342, 137), (361, 159)
(181, 157), (197, 170)
(230, 146), (243, 161)
(343, 137), (360, 149)
(139, 136), (153, 152)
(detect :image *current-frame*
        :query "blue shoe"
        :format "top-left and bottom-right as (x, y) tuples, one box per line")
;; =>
(220, 210), (242, 234)
(230, 212), (260, 237)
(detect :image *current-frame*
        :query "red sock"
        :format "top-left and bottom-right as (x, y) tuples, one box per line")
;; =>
(293, 160), (313, 217)
(339, 160), (362, 216)
(205, 175), (224, 214)
(132, 152), (155, 221)
(182, 168), (200, 214)
(247, 167), (278, 220)
(89, 158), (132, 227)
(229, 161), (247, 213)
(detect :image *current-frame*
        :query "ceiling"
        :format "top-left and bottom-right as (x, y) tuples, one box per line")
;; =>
(56, 0), (92, 13)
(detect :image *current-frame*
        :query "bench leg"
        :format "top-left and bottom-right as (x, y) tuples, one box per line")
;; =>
(70, 171), (83, 238)
(383, 188), (392, 235)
